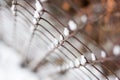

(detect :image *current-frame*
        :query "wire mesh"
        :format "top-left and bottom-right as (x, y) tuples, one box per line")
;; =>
(0, 0), (120, 80)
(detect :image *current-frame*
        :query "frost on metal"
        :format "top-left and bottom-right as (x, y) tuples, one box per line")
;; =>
(63, 28), (69, 36)
(53, 38), (59, 47)
(81, 15), (87, 23)
(32, 18), (37, 25)
(68, 20), (77, 31)
(80, 55), (87, 65)
(35, 0), (43, 12)
(101, 50), (106, 58)
(11, 0), (16, 15)
(34, 11), (40, 19)
(113, 45), (120, 56)
(91, 53), (96, 61)
(74, 58), (80, 67)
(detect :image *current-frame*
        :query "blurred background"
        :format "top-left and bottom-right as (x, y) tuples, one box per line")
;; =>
(0, 0), (120, 80)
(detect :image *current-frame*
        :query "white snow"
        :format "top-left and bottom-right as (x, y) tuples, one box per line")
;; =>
(53, 38), (59, 47)
(74, 58), (80, 67)
(101, 50), (106, 58)
(80, 55), (86, 65)
(68, 20), (77, 31)
(113, 45), (120, 56)
(40, 0), (48, 2)
(91, 53), (96, 61)
(34, 11), (40, 19)
(0, 42), (39, 80)
(81, 15), (87, 23)
(11, 4), (16, 15)
(11, 4), (15, 12)
(32, 18), (38, 25)
(35, 0), (43, 12)
(59, 35), (64, 41)
(63, 28), (69, 36)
